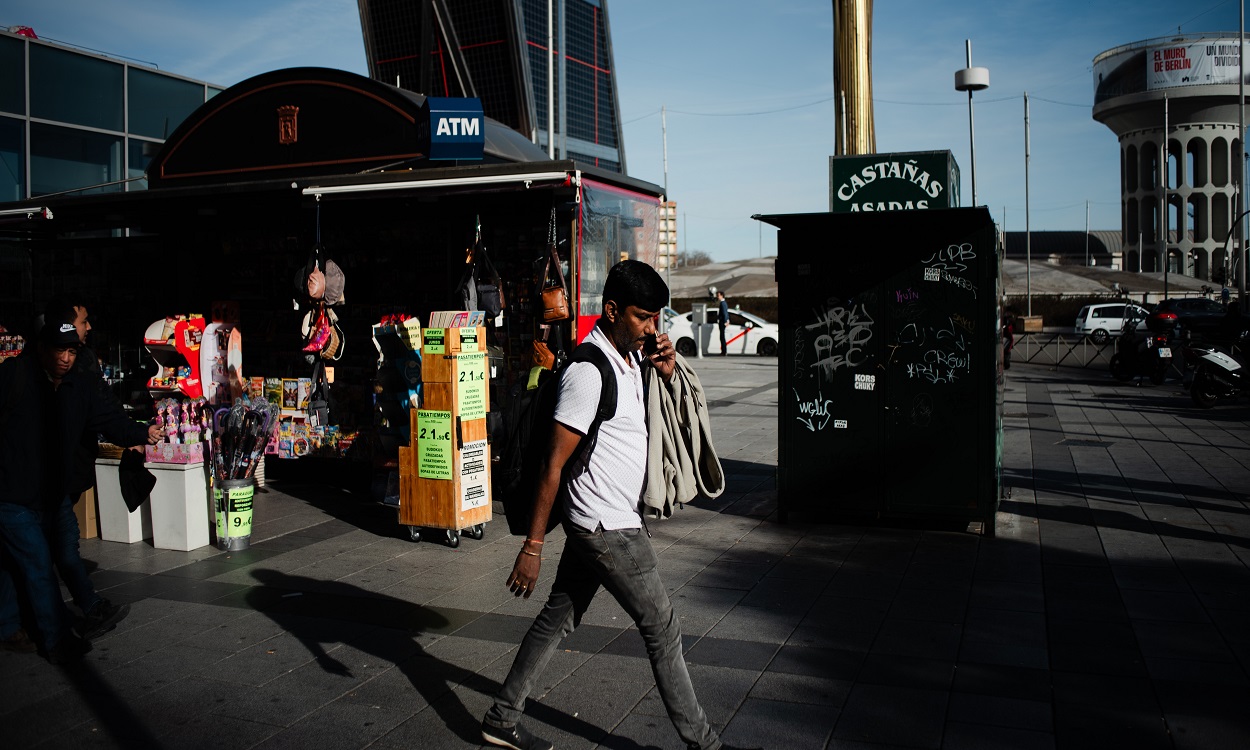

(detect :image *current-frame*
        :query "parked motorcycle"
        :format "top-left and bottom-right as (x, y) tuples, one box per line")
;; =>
(1110, 308), (1176, 385)
(1187, 332), (1250, 408)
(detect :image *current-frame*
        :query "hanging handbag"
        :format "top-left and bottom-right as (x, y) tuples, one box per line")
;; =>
(540, 211), (571, 322)
(301, 305), (333, 352)
(475, 245), (505, 318)
(530, 324), (556, 369)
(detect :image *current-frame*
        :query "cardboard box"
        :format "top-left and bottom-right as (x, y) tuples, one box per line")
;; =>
(75, 487), (99, 539)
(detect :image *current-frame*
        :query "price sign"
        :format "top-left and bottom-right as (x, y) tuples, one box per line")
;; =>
(423, 328), (446, 355)
(215, 484), (254, 538)
(456, 355), (488, 421)
(459, 438), (490, 511)
(417, 410), (453, 479)
(458, 326), (480, 353)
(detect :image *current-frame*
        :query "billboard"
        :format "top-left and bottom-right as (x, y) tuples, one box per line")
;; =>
(829, 151), (960, 214)
(1094, 38), (1249, 103)
(1147, 41), (1245, 90)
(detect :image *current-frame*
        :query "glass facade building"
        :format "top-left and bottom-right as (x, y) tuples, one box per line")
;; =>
(0, 29), (220, 202)
(358, 0), (626, 172)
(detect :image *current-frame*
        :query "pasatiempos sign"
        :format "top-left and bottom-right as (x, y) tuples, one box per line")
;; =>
(829, 151), (961, 213)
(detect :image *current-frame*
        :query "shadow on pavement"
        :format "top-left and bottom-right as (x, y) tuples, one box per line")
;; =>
(245, 569), (648, 749)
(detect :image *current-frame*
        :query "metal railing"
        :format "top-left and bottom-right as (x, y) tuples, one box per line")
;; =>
(1012, 331), (1244, 370)
(1012, 332), (1114, 369)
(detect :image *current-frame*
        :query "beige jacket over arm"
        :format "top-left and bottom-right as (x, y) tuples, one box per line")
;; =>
(642, 354), (725, 518)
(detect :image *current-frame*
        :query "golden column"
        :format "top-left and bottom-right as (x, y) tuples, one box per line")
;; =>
(833, 0), (876, 155)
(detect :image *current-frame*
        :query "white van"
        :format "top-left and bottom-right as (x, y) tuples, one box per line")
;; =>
(1074, 303), (1149, 344)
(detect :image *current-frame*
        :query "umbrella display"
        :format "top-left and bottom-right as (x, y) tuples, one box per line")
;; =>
(212, 395), (280, 482)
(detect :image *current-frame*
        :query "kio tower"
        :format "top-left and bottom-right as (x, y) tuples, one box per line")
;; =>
(357, 0), (627, 172)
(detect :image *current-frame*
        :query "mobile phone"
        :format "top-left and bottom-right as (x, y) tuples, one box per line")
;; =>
(643, 333), (658, 355)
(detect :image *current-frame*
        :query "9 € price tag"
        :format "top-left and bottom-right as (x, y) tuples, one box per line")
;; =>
(417, 410), (453, 479)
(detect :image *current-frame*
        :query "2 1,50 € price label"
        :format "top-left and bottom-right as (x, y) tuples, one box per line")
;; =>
(417, 409), (454, 480)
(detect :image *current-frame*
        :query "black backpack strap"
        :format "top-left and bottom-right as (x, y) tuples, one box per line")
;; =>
(569, 343), (616, 427)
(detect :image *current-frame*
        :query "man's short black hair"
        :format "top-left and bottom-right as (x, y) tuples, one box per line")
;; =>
(602, 260), (668, 313)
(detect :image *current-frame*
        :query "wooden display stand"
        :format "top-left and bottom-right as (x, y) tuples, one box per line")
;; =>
(397, 325), (491, 547)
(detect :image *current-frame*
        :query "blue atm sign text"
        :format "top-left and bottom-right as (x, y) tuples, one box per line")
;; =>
(425, 97), (485, 160)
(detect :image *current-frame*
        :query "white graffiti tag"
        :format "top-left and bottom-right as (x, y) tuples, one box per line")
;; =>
(804, 302), (875, 379)
(793, 388), (833, 432)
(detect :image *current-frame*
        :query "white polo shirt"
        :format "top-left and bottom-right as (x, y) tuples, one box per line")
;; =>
(554, 324), (647, 531)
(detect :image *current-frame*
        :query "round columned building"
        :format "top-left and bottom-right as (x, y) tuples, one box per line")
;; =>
(1093, 35), (1246, 281)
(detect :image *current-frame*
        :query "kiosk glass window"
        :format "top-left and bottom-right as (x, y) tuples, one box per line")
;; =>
(30, 123), (123, 196)
(0, 115), (23, 201)
(128, 139), (161, 190)
(577, 179), (660, 315)
(30, 45), (123, 132)
(128, 68), (204, 140)
(0, 35), (24, 116)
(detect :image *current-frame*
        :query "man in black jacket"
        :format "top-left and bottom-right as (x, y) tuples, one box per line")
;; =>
(0, 307), (158, 663)
(45, 298), (138, 640)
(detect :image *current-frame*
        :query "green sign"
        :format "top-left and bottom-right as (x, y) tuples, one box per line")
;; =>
(829, 150), (960, 213)
(456, 355), (488, 421)
(417, 409), (453, 479)
(423, 328), (446, 354)
(458, 326), (480, 353)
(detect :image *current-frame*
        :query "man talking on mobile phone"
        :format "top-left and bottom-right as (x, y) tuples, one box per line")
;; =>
(481, 261), (758, 750)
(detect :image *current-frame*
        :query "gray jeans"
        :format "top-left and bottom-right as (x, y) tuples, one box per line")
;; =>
(486, 525), (719, 750)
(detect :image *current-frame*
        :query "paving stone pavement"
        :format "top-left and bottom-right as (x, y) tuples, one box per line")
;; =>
(3, 357), (1250, 749)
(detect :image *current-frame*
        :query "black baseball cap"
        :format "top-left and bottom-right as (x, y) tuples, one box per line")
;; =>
(39, 302), (81, 348)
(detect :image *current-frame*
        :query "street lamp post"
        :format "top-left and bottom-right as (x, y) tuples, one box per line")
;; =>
(954, 40), (990, 207)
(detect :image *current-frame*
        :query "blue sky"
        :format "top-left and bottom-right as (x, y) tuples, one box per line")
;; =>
(7, 1), (1246, 261)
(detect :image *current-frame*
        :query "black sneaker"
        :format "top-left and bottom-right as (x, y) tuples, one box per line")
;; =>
(78, 599), (130, 640)
(46, 633), (92, 665)
(481, 720), (554, 750)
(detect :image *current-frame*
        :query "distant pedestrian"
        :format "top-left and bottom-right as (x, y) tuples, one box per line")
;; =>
(1002, 310), (1015, 370)
(716, 290), (728, 356)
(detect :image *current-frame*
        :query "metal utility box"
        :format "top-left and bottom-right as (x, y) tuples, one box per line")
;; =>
(829, 150), (961, 213)
(757, 208), (1002, 531)
(691, 303), (708, 325)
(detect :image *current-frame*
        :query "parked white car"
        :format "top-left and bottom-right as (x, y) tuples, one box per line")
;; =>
(1074, 302), (1149, 344)
(664, 307), (779, 357)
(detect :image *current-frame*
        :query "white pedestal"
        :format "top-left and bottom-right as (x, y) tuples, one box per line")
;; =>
(146, 461), (210, 551)
(95, 458), (153, 544)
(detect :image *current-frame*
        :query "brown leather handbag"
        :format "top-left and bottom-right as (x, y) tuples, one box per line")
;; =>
(540, 211), (571, 322)
(530, 324), (556, 369)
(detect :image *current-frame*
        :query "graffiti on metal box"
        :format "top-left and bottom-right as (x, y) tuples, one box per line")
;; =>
(793, 388), (833, 432)
(893, 316), (971, 385)
(803, 300), (876, 379)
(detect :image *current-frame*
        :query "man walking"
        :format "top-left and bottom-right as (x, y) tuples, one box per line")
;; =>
(481, 262), (756, 750)
(0, 305), (158, 662)
(716, 290), (729, 356)
(49, 298), (136, 639)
